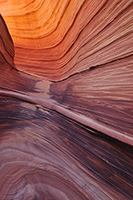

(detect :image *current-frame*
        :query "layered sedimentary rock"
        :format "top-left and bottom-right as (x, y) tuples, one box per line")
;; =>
(50, 58), (133, 145)
(1, 0), (132, 80)
(0, 0), (133, 199)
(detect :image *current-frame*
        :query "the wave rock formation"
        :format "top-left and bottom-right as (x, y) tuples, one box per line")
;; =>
(0, 0), (133, 199)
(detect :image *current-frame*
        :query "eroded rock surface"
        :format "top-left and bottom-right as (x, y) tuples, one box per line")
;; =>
(0, 0), (132, 80)
(0, 1), (133, 199)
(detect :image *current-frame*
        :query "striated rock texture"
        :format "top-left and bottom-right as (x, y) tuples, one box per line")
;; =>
(0, 0), (133, 200)
(0, 0), (132, 80)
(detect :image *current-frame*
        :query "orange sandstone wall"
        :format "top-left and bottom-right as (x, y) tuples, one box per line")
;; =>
(0, 0), (132, 80)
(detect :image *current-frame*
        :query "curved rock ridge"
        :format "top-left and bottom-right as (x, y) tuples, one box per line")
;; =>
(0, 94), (133, 199)
(50, 56), (133, 145)
(0, 2), (133, 200)
(1, 11), (133, 145)
(0, 14), (14, 69)
(0, 14), (50, 95)
(0, 0), (132, 80)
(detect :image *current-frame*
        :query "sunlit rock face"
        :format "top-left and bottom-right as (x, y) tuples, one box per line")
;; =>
(1, 0), (132, 80)
(0, 1), (133, 200)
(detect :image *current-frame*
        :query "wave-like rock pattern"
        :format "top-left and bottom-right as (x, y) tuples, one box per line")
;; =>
(50, 56), (133, 145)
(0, 0), (132, 80)
(0, 94), (132, 199)
(0, 0), (133, 199)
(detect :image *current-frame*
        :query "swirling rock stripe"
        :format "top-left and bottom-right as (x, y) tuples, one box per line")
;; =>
(50, 55), (133, 145)
(0, 96), (132, 199)
(0, 14), (14, 68)
(0, 14), (38, 93)
(0, 1), (133, 200)
(0, 0), (132, 80)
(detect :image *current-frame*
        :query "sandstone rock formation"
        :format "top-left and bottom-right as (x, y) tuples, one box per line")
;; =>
(1, 0), (132, 81)
(0, 0), (133, 199)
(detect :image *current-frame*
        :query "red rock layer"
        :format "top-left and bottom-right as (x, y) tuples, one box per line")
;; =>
(0, 1), (133, 200)
(0, 95), (133, 199)
(50, 56), (133, 145)
(0, 0), (132, 80)
(0, 14), (36, 93)
(0, 14), (14, 69)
